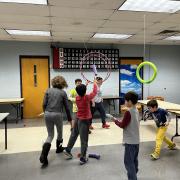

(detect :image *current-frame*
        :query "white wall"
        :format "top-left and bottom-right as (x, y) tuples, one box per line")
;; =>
(0, 41), (51, 98)
(0, 41), (180, 104)
(117, 44), (180, 103)
(144, 45), (180, 103)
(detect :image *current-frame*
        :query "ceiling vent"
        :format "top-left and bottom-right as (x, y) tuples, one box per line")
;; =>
(156, 30), (180, 36)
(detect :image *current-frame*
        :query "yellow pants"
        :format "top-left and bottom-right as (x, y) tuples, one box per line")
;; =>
(154, 126), (174, 156)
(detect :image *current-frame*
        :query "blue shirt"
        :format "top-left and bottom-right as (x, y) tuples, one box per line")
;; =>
(152, 108), (168, 127)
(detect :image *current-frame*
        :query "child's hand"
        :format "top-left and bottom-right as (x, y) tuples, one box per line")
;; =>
(106, 114), (116, 121)
(92, 101), (95, 107)
(86, 80), (90, 86)
(113, 117), (118, 122)
(93, 79), (97, 84)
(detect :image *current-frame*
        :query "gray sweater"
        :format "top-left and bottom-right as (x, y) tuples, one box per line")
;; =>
(123, 107), (140, 144)
(43, 88), (72, 121)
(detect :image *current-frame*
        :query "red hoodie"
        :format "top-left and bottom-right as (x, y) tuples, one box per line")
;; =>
(76, 83), (97, 120)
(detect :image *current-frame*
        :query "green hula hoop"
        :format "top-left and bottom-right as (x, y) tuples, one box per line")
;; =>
(136, 61), (157, 84)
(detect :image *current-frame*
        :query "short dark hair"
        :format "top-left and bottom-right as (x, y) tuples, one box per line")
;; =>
(147, 100), (158, 108)
(96, 76), (103, 81)
(75, 79), (82, 84)
(76, 84), (87, 97)
(125, 91), (138, 105)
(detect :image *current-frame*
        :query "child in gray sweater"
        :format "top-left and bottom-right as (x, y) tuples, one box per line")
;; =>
(39, 76), (72, 167)
(108, 92), (140, 180)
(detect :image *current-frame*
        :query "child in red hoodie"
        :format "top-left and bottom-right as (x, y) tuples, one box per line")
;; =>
(64, 81), (97, 165)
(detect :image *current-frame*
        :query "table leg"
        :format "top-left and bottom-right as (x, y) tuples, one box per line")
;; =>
(113, 99), (115, 113)
(20, 102), (22, 120)
(171, 115), (180, 142)
(141, 104), (144, 120)
(106, 100), (110, 114)
(5, 117), (7, 150)
(16, 104), (19, 123)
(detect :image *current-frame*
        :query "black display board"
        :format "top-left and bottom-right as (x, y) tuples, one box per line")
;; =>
(53, 47), (119, 69)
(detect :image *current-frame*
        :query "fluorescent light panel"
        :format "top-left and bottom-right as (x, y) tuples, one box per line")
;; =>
(119, 0), (180, 13)
(0, 0), (47, 5)
(93, 33), (132, 39)
(164, 36), (180, 40)
(6, 30), (51, 36)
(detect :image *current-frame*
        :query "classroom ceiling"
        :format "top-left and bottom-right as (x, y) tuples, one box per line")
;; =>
(1, 0), (180, 45)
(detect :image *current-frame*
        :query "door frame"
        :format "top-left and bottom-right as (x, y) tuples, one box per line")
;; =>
(19, 55), (50, 118)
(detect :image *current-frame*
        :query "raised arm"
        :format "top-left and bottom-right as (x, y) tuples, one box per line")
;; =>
(88, 83), (98, 101)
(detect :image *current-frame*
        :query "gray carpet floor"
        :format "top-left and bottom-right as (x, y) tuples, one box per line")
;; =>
(0, 142), (180, 180)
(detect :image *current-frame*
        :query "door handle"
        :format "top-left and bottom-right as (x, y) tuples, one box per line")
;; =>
(34, 65), (37, 87)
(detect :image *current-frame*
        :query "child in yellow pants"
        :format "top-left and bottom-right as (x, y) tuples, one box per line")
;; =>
(144, 100), (176, 160)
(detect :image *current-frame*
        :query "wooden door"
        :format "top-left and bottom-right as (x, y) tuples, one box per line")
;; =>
(21, 57), (49, 119)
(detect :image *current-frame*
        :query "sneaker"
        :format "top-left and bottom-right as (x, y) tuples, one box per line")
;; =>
(168, 143), (177, 150)
(56, 146), (65, 153)
(63, 148), (73, 160)
(150, 153), (159, 160)
(89, 125), (94, 130)
(79, 157), (88, 165)
(102, 123), (110, 129)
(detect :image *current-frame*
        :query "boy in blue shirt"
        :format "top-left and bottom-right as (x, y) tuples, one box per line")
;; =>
(144, 100), (176, 160)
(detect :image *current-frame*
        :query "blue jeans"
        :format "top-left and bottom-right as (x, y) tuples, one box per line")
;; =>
(124, 144), (139, 180)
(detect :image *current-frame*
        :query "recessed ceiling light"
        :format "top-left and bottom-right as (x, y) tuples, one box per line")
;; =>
(0, 0), (47, 5)
(93, 33), (132, 39)
(164, 36), (180, 40)
(6, 30), (51, 36)
(118, 0), (180, 13)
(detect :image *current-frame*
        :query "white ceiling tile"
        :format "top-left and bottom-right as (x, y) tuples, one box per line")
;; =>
(13, 38), (51, 42)
(12, 35), (52, 41)
(0, 15), (49, 25)
(1, 23), (51, 31)
(52, 31), (93, 38)
(129, 35), (160, 41)
(0, 3), (49, 16)
(148, 22), (179, 31)
(161, 13), (180, 23)
(110, 11), (170, 23)
(50, 6), (113, 20)
(103, 20), (153, 29)
(49, 0), (124, 10)
(51, 17), (104, 27)
(0, 1), (180, 44)
(52, 25), (98, 33)
(53, 37), (90, 42)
